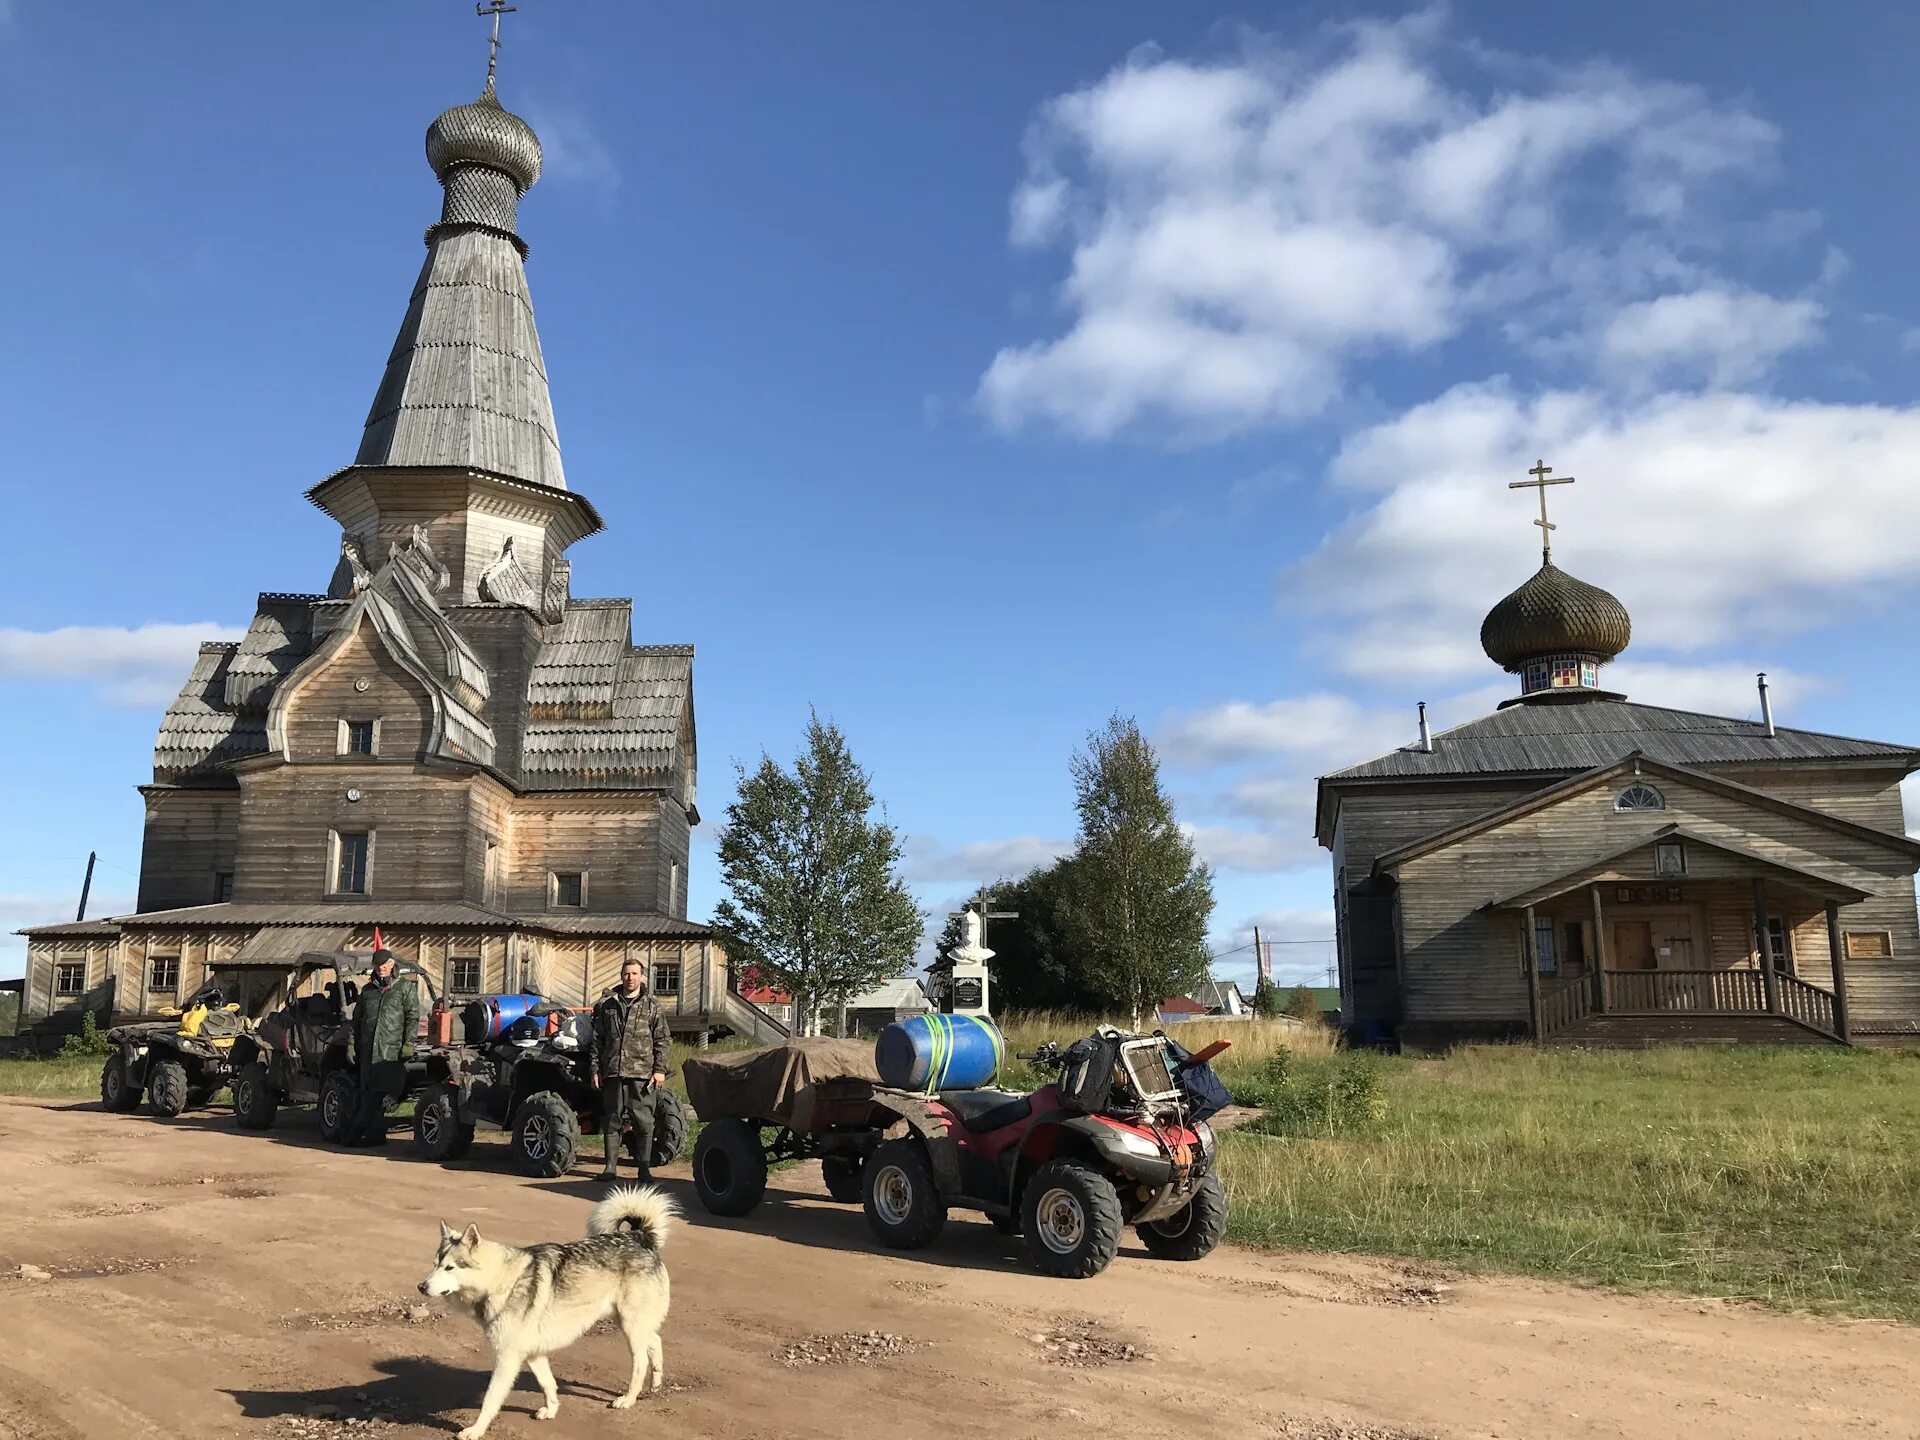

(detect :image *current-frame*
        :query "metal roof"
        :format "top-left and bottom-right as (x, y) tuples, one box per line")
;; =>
(112, 902), (522, 929)
(15, 919), (121, 938)
(1324, 700), (1919, 783)
(232, 925), (355, 961)
(533, 914), (711, 937)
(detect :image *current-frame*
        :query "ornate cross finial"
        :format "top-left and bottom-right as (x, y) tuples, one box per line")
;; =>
(1509, 458), (1575, 563)
(477, 1), (517, 89)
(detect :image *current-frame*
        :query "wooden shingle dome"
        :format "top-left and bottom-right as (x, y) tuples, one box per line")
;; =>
(1480, 562), (1631, 670)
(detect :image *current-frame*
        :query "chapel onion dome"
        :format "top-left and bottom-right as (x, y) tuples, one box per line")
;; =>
(425, 80), (542, 192)
(1480, 561), (1632, 701)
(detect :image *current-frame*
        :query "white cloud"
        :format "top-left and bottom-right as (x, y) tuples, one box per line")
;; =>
(0, 622), (244, 708)
(524, 103), (621, 190)
(0, 890), (136, 981)
(980, 15), (1784, 438)
(1161, 693), (1411, 769)
(903, 834), (1072, 885)
(1598, 287), (1822, 387)
(1209, 903), (1337, 988)
(1183, 824), (1314, 875)
(1292, 383), (1920, 676)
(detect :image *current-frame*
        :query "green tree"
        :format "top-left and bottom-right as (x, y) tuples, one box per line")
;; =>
(1284, 984), (1322, 1025)
(938, 867), (1104, 1015)
(1251, 975), (1281, 1019)
(712, 714), (924, 1036)
(1054, 715), (1213, 1024)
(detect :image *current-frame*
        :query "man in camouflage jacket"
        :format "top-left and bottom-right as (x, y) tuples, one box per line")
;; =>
(588, 956), (672, 1180)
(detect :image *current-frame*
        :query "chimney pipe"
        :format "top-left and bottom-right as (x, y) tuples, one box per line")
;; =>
(1417, 701), (1433, 753)
(1757, 672), (1776, 738)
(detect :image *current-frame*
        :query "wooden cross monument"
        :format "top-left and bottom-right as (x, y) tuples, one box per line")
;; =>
(1510, 459), (1574, 563)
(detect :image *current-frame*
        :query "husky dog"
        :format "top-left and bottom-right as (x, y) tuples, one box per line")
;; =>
(419, 1187), (676, 1440)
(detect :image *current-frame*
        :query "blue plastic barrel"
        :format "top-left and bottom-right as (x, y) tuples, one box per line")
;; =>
(467, 993), (541, 1042)
(875, 1014), (1005, 1091)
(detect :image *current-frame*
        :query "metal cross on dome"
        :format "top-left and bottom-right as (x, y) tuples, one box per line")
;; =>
(1510, 459), (1575, 563)
(477, 1), (516, 88)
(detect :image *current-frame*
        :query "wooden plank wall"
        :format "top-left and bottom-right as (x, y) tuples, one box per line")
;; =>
(138, 789), (240, 912)
(236, 768), (475, 902)
(1394, 771), (1920, 1030)
(503, 795), (663, 913)
(282, 619), (432, 765)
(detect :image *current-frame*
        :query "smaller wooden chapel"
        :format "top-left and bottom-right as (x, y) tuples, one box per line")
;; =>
(1317, 464), (1920, 1050)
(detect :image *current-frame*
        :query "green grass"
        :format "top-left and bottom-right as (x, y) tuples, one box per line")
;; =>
(1218, 1044), (1920, 1323)
(0, 1055), (104, 1100)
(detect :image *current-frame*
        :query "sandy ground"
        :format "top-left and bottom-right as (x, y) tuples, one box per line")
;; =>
(2, 1098), (1917, 1440)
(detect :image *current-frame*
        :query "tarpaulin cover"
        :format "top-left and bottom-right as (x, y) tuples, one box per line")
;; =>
(682, 1038), (881, 1125)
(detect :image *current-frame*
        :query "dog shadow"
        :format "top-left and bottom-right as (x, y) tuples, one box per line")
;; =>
(542, 1172), (1041, 1277)
(223, 1353), (622, 1432)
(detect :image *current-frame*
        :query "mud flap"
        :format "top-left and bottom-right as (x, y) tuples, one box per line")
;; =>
(870, 1093), (966, 1199)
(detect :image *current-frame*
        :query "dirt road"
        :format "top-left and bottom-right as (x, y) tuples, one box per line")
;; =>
(2, 1098), (1916, 1440)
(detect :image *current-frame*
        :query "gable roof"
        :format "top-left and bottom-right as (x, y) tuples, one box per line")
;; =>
(1486, 824), (1874, 909)
(1374, 753), (1920, 876)
(1325, 699), (1919, 784)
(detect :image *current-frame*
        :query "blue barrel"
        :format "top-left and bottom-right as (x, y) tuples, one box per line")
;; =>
(875, 1014), (1005, 1091)
(465, 993), (541, 1042)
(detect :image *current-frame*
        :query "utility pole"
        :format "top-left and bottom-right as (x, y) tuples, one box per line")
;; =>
(76, 851), (96, 922)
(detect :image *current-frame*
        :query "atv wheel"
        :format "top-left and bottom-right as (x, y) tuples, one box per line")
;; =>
(318, 1071), (360, 1144)
(633, 1090), (689, 1168)
(1136, 1172), (1228, 1262)
(232, 1063), (278, 1130)
(512, 1091), (580, 1178)
(863, 1138), (947, 1250)
(413, 1089), (475, 1162)
(821, 1156), (864, 1204)
(1021, 1158), (1124, 1279)
(146, 1058), (190, 1118)
(100, 1051), (141, 1112)
(692, 1118), (768, 1216)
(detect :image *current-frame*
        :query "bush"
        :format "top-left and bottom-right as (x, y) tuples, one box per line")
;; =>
(1284, 985), (1323, 1025)
(1247, 1052), (1387, 1138)
(59, 1013), (111, 1059)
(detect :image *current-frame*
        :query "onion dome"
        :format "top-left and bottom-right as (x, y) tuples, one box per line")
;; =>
(425, 81), (542, 194)
(1481, 561), (1631, 701)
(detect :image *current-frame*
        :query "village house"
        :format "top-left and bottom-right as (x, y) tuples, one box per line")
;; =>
(1318, 469), (1920, 1051)
(15, 71), (785, 1049)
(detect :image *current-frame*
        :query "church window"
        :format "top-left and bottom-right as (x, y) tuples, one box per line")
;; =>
(1615, 784), (1665, 812)
(1844, 930), (1893, 960)
(215, 871), (234, 903)
(333, 831), (371, 894)
(653, 961), (682, 998)
(1533, 918), (1558, 975)
(551, 871), (585, 908)
(55, 960), (86, 997)
(1655, 840), (1686, 876)
(340, 719), (378, 756)
(150, 955), (180, 994)
(449, 956), (482, 994)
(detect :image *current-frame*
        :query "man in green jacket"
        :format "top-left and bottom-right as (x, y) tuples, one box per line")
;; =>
(588, 957), (671, 1181)
(344, 949), (420, 1148)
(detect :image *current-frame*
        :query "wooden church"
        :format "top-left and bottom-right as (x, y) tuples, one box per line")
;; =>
(17, 58), (783, 1047)
(1318, 469), (1920, 1050)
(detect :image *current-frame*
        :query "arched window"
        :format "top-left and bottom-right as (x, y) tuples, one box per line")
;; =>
(1615, 783), (1665, 812)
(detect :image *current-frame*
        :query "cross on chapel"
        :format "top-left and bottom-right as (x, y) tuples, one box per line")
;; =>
(1510, 459), (1574, 563)
(477, 1), (516, 88)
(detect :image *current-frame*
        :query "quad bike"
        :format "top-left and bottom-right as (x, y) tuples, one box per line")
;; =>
(685, 1027), (1229, 1280)
(99, 978), (266, 1118)
(226, 951), (445, 1143)
(413, 1001), (689, 1177)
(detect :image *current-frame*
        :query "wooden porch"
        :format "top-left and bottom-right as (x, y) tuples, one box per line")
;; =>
(1505, 867), (1858, 1047)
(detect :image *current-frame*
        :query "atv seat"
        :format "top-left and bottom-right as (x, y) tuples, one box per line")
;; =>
(941, 1088), (1034, 1134)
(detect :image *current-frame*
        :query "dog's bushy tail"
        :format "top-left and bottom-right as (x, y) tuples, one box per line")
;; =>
(588, 1185), (677, 1251)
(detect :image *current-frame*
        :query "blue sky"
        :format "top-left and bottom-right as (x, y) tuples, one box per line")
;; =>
(4, 2), (1919, 990)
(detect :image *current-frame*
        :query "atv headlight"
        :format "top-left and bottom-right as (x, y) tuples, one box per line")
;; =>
(1115, 1130), (1163, 1159)
(1193, 1119), (1215, 1157)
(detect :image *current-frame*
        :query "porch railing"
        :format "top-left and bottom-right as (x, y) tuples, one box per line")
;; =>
(1607, 968), (1767, 1014)
(1777, 974), (1837, 1035)
(1538, 974), (1592, 1037)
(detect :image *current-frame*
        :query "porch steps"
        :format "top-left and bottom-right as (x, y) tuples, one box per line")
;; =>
(1544, 1014), (1841, 1048)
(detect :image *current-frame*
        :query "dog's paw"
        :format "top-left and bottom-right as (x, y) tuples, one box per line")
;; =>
(535, 1404), (559, 1421)
(610, 1396), (637, 1410)
(458, 1427), (487, 1440)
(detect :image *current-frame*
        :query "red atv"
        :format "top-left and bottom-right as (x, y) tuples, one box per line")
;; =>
(861, 1027), (1229, 1278)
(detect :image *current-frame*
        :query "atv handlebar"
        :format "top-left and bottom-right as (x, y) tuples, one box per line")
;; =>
(1016, 1043), (1067, 1069)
